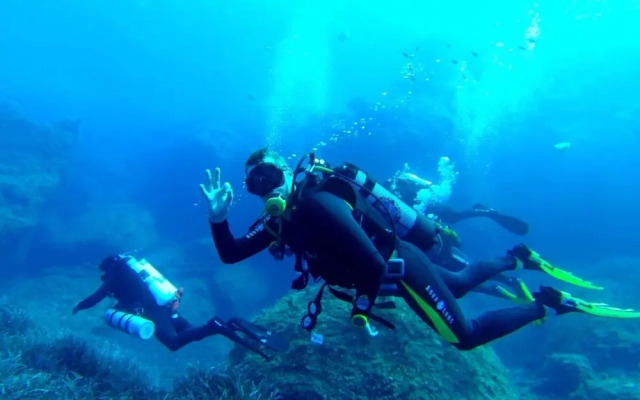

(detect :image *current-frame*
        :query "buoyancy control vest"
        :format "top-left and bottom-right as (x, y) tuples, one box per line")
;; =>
(260, 153), (440, 291)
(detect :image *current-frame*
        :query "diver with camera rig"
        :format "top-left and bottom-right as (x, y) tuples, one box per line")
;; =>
(72, 254), (288, 359)
(201, 147), (640, 350)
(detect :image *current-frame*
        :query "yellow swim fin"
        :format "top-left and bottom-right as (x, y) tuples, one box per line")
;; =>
(515, 279), (535, 303)
(530, 250), (604, 290)
(495, 285), (519, 302)
(570, 298), (640, 319)
(541, 287), (640, 319)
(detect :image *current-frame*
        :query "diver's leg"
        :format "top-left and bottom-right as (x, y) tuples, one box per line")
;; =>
(151, 308), (218, 352)
(430, 204), (529, 236)
(428, 204), (466, 224)
(171, 314), (193, 334)
(436, 256), (518, 298)
(396, 240), (546, 350)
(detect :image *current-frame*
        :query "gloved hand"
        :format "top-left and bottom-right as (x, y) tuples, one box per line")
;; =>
(199, 167), (234, 223)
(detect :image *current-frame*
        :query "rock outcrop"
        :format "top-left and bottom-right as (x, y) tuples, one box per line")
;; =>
(228, 285), (519, 400)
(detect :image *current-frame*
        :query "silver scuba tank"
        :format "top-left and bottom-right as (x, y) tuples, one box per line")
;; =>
(103, 308), (155, 340)
(123, 256), (179, 306)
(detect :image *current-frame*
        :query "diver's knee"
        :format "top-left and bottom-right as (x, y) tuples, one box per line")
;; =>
(166, 342), (181, 352)
(158, 337), (182, 352)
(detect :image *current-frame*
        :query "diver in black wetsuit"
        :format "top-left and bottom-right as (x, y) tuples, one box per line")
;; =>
(388, 171), (529, 236)
(200, 148), (638, 351)
(72, 255), (287, 359)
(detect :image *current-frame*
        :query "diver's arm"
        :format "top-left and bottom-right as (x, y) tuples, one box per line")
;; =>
(74, 283), (110, 312)
(209, 218), (273, 264)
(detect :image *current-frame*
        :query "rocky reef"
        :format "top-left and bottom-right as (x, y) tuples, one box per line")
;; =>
(226, 285), (519, 400)
(526, 351), (640, 400)
(0, 103), (77, 258)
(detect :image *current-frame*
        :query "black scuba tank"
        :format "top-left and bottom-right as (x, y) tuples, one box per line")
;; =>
(332, 163), (439, 252)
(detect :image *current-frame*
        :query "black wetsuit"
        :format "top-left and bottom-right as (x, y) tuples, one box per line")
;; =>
(75, 257), (277, 358)
(211, 179), (545, 350)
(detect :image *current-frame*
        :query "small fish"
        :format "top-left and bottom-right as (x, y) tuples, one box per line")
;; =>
(518, 45), (527, 50)
(471, 51), (478, 57)
(451, 59), (458, 64)
(403, 52), (415, 58)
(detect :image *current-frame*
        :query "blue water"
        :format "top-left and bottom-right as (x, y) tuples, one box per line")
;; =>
(2, 0), (640, 377)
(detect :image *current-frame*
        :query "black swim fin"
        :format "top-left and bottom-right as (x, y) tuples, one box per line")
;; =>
(231, 318), (290, 352)
(473, 204), (529, 236)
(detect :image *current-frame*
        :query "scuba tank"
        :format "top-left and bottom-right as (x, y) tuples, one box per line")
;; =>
(123, 256), (179, 306)
(332, 163), (439, 251)
(104, 308), (155, 340)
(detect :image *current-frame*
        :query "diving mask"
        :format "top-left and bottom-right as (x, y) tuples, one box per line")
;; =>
(246, 163), (285, 197)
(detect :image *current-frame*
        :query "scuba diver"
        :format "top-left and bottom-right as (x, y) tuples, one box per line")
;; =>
(201, 148), (640, 351)
(72, 254), (288, 360)
(388, 171), (529, 236)
(386, 171), (535, 304)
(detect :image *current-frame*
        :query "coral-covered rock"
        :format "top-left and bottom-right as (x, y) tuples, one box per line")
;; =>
(227, 285), (519, 400)
(496, 256), (640, 398)
(544, 319), (640, 372)
(0, 103), (76, 249)
(532, 353), (595, 397)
